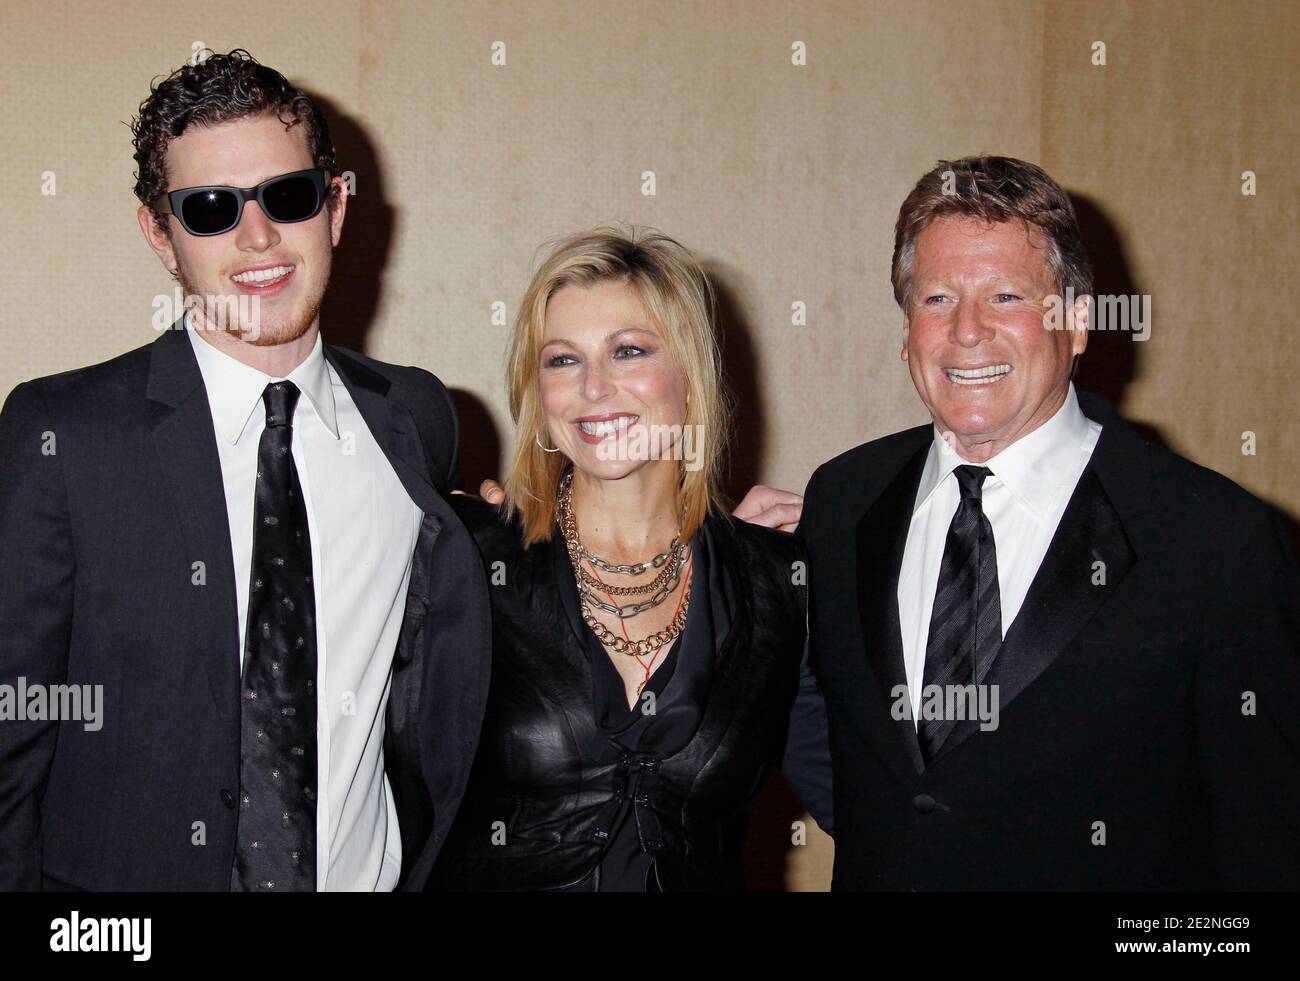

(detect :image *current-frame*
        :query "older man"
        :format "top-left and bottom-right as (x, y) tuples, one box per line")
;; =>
(800, 155), (1300, 890)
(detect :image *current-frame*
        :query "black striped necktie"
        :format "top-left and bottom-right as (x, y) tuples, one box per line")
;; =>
(231, 381), (318, 891)
(918, 464), (1002, 765)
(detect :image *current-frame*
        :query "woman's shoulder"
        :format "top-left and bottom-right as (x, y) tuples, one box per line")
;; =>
(703, 511), (807, 626)
(703, 510), (807, 572)
(448, 493), (529, 556)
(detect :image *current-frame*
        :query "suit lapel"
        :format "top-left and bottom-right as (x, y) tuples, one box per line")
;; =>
(855, 442), (930, 776)
(927, 421), (1139, 767)
(323, 345), (450, 682)
(325, 347), (445, 516)
(324, 344), (492, 885)
(146, 323), (240, 729)
(326, 348), (451, 672)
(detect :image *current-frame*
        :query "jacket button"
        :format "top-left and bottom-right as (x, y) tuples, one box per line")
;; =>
(220, 789), (236, 810)
(912, 793), (936, 814)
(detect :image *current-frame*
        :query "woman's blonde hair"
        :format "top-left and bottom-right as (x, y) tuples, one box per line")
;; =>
(502, 225), (731, 546)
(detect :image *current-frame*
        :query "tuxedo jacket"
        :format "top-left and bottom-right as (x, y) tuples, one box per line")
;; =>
(0, 322), (491, 891)
(800, 391), (1300, 890)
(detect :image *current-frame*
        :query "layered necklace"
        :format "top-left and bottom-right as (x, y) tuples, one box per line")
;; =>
(557, 469), (693, 694)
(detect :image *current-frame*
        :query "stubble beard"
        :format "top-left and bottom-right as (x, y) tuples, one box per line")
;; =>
(176, 249), (331, 348)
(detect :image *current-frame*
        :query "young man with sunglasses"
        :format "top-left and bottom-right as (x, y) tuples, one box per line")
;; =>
(0, 50), (491, 890)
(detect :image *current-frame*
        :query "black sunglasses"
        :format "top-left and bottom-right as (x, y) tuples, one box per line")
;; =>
(158, 168), (332, 237)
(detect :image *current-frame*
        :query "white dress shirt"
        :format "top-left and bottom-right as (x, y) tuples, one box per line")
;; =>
(185, 319), (423, 890)
(897, 383), (1102, 725)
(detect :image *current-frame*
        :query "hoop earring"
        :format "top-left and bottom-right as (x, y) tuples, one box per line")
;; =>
(535, 431), (561, 453)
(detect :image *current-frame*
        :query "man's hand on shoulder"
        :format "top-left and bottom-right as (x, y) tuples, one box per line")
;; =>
(470, 479), (506, 505)
(733, 484), (802, 533)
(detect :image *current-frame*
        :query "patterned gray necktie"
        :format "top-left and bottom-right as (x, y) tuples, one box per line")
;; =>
(230, 381), (318, 891)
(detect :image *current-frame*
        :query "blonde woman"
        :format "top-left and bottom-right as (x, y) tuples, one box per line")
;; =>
(432, 227), (831, 891)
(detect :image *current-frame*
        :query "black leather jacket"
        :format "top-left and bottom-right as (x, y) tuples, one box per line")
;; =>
(431, 494), (809, 891)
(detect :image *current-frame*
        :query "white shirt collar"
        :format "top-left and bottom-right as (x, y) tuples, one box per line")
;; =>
(914, 383), (1097, 520)
(184, 314), (338, 445)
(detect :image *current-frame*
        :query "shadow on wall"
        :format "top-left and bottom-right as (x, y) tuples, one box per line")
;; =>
(1070, 193), (1144, 424)
(704, 262), (766, 511)
(447, 388), (503, 493)
(314, 92), (393, 357)
(1071, 192), (1300, 555)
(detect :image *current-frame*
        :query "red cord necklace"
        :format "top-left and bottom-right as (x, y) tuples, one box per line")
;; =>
(588, 554), (693, 697)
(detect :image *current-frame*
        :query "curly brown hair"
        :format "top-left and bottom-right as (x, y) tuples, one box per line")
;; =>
(131, 48), (339, 233)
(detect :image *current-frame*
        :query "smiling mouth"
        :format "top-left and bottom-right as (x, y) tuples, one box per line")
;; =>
(575, 415), (638, 438)
(945, 364), (1012, 385)
(230, 264), (295, 287)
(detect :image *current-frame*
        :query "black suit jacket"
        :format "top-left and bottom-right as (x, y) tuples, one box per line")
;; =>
(799, 391), (1300, 890)
(0, 321), (491, 891)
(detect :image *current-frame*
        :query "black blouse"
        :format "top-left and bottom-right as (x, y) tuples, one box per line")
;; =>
(552, 519), (728, 891)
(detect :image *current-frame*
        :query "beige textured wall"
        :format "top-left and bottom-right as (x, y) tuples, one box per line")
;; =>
(2, 0), (1295, 891)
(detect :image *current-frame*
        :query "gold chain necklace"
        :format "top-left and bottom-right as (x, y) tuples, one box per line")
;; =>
(558, 470), (692, 656)
(557, 470), (682, 575)
(577, 555), (679, 596)
(557, 471), (688, 618)
(577, 597), (690, 658)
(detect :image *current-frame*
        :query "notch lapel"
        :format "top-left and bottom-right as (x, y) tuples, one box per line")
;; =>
(325, 347), (446, 516)
(146, 323), (240, 730)
(927, 462), (1137, 767)
(324, 345), (492, 885)
(324, 346), (452, 683)
(855, 443), (930, 777)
